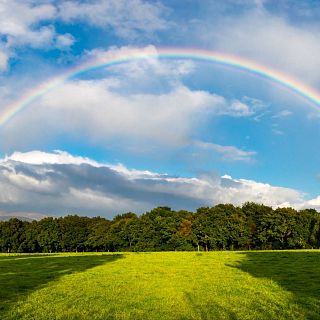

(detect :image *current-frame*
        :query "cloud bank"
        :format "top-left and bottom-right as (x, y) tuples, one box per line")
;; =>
(0, 150), (317, 219)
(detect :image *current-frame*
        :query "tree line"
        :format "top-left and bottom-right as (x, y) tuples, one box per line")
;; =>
(1, 203), (320, 253)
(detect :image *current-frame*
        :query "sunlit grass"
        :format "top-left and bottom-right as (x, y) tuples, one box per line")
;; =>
(1, 251), (320, 319)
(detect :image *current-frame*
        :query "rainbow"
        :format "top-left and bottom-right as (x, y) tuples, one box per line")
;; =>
(1, 47), (320, 127)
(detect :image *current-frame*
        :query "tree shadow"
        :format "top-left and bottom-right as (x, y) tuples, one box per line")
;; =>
(232, 251), (320, 319)
(0, 253), (123, 315)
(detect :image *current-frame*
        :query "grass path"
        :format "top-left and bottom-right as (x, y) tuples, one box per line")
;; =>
(1, 251), (320, 319)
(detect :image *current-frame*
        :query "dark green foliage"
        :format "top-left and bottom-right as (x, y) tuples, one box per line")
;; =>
(1, 203), (320, 252)
(37, 217), (61, 253)
(0, 218), (27, 253)
(58, 215), (91, 252)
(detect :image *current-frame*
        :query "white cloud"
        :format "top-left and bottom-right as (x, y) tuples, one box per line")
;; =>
(40, 82), (222, 147)
(217, 175), (303, 207)
(55, 33), (75, 49)
(228, 100), (255, 117)
(9, 26), (56, 49)
(304, 196), (320, 208)
(272, 110), (293, 118)
(0, 150), (318, 217)
(0, 1), (56, 35)
(194, 140), (256, 162)
(0, 0), (56, 47)
(8, 150), (102, 167)
(59, 0), (169, 39)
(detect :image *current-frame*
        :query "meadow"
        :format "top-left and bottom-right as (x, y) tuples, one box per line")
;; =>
(0, 251), (320, 320)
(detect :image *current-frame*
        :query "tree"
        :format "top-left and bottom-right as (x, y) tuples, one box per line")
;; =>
(0, 218), (28, 253)
(37, 217), (61, 252)
(23, 220), (41, 253)
(85, 217), (112, 251)
(59, 215), (91, 252)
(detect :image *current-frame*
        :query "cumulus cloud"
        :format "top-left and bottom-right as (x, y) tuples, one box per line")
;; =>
(0, 0), (74, 68)
(55, 33), (75, 50)
(32, 82), (224, 147)
(58, 0), (169, 39)
(2, 73), (257, 153)
(0, 150), (317, 218)
(0, 1), (56, 39)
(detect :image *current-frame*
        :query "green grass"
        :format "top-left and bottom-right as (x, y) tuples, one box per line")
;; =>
(0, 251), (320, 319)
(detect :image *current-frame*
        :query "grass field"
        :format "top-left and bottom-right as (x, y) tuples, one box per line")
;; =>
(0, 251), (320, 319)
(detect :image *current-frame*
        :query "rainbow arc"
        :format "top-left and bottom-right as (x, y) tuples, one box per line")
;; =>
(1, 47), (320, 127)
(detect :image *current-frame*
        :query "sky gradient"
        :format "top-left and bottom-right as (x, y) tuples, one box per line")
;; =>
(0, 0), (320, 218)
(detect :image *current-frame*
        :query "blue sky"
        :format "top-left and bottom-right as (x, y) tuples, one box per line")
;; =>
(0, 0), (320, 218)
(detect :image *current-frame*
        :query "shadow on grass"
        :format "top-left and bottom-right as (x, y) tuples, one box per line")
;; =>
(233, 251), (320, 319)
(0, 253), (123, 314)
